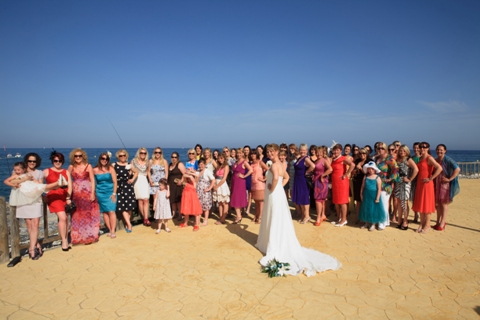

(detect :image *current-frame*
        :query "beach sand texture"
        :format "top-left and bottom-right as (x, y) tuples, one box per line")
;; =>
(0, 179), (479, 319)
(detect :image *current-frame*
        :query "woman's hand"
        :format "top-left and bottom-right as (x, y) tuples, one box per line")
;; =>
(127, 178), (133, 184)
(110, 194), (116, 202)
(402, 177), (410, 183)
(441, 176), (450, 183)
(422, 177), (431, 183)
(90, 193), (95, 202)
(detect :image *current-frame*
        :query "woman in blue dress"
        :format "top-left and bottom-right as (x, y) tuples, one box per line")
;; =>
(93, 152), (118, 238)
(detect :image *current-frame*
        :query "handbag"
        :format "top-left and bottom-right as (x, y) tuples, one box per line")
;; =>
(305, 172), (314, 190)
(65, 200), (77, 214)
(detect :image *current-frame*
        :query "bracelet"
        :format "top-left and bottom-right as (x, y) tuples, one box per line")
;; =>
(112, 193), (116, 195)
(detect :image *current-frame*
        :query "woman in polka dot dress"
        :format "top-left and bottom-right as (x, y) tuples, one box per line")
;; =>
(113, 149), (137, 232)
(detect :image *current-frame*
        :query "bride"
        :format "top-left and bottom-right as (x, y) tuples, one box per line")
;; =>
(256, 143), (341, 276)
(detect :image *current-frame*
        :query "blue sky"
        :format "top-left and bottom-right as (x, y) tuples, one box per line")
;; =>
(1, 0), (479, 150)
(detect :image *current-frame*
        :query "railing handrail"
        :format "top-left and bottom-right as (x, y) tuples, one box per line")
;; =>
(457, 162), (480, 176)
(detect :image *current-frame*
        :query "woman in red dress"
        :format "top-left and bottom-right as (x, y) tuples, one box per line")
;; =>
(179, 170), (203, 231)
(412, 142), (442, 234)
(44, 151), (73, 251)
(330, 144), (354, 227)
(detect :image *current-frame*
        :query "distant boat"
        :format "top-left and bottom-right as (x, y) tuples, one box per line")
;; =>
(14, 153), (21, 158)
(6, 154), (12, 158)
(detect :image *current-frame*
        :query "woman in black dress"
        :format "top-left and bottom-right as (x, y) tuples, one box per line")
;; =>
(168, 151), (186, 220)
(113, 149), (136, 232)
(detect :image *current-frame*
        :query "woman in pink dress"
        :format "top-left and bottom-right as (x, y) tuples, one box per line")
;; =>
(313, 146), (332, 226)
(250, 150), (268, 224)
(68, 148), (100, 245)
(230, 148), (252, 224)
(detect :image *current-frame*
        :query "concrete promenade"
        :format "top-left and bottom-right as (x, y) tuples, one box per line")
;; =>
(0, 180), (479, 319)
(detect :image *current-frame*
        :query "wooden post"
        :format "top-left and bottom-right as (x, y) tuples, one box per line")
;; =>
(0, 197), (9, 263)
(9, 206), (20, 258)
(43, 200), (49, 239)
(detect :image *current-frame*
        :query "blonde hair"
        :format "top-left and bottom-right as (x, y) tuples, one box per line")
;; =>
(116, 149), (129, 161)
(236, 148), (244, 158)
(299, 143), (308, 151)
(134, 147), (148, 160)
(69, 148), (88, 166)
(398, 145), (411, 159)
(151, 147), (165, 163)
(203, 148), (212, 159)
(267, 143), (279, 152)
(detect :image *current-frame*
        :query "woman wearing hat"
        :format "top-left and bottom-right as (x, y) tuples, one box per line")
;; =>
(358, 161), (387, 231)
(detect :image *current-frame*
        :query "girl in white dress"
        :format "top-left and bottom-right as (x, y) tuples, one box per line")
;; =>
(256, 144), (341, 276)
(153, 179), (173, 233)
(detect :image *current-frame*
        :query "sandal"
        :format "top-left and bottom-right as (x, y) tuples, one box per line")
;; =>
(110, 233), (116, 239)
(165, 227), (171, 233)
(193, 225), (200, 232)
(179, 223), (187, 228)
(29, 249), (39, 260)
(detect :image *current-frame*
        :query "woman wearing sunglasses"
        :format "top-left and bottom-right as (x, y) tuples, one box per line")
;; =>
(132, 148), (150, 226)
(113, 149), (136, 232)
(148, 147), (169, 196)
(44, 151), (72, 251)
(68, 148), (99, 244)
(168, 151), (186, 220)
(93, 152), (118, 238)
(412, 142), (442, 233)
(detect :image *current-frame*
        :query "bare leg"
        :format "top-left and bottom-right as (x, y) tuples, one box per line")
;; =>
(339, 204), (348, 224)
(303, 204), (311, 222)
(355, 201), (362, 222)
(25, 218), (39, 252)
(234, 207), (242, 222)
(246, 191), (252, 215)
(103, 212), (111, 234)
(202, 209), (210, 226)
(55, 211), (69, 249)
(255, 200), (264, 223)
(423, 213), (432, 232)
(108, 211), (117, 235)
(122, 210), (132, 230)
(315, 201), (324, 224)
(195, 215), (201, 227)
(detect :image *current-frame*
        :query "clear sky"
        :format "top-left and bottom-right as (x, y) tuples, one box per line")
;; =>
(1, 0), (479, 150)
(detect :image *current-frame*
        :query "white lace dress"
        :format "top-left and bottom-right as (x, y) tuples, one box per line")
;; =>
(256, 170), (341, 276)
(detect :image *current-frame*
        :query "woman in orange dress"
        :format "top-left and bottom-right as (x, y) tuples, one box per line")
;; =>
(179, 170), (203, 231)
(330, 144), (354, 227)
(412, 142), (442, 234)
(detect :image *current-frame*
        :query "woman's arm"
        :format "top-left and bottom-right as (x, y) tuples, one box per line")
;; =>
(342, 157), (355, 179)
(206, 171), (215, 192)
(241, 161), (253, 179)
(405, 159), (418, 183)
(268, 164), (280, 191)
(4, 173), (20, 188)
(66, 170), (73, 202)
(360, 176), (366, 202)
(427, 156), (443, 182)
(110, 166), (118, 202)
(147, 160), (154, 187)
(304, 157), (315, 174)
(87, 164), (96, 201)
(282, 169), (289, 187)
(375, 177), (381, 203)
(322, 160), (333, 182)
(214, 166), (229, 189)
(163, 159), (169, 181)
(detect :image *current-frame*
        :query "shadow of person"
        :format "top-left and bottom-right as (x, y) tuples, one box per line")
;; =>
(225, 222), (258, 249)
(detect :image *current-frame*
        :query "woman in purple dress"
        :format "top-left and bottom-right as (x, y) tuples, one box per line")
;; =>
(312, 146), (332, 226)
(230, 148), (252, 224)
(292, 143), (315, 224)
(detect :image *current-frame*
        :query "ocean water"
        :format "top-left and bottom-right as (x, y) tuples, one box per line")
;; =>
(0, 147), (479, 199)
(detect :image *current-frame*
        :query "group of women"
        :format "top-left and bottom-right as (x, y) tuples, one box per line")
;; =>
(8, 141), (460, 260)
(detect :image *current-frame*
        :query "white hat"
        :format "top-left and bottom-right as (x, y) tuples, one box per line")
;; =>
(363, 161), (380, 174)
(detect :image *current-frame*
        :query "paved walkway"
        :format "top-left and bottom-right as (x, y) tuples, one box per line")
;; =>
(1, 180), (479, 319)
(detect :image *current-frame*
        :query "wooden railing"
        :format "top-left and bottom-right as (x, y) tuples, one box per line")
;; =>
(458, 162), (480, 176)
(0, 196), (145, 264)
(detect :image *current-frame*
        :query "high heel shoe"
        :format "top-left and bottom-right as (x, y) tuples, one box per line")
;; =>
(335, 220), (348, 227)
(35, 247), (43, 258)
(233, 218), (242, 224)
(29, 249), (39, 260)
(436, 223), (446, 231)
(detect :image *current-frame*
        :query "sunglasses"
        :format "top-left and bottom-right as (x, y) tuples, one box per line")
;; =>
(189, 152), (195, 155)
(378, 147), (385, 150)
(171, 156), (178, 159)
(118, 154), (126, 157)
(53, 160), (62, 163)
(140, 152), (147, 155)
(421, 145), (428, 149)
(389, 149), (395, 152)
(27, 160), (37, 163)
(100, 157), (108, 160)
(74, 155), (83, 158)
(154, 151), (162, 154)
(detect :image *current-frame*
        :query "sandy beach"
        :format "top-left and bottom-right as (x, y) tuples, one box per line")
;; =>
(0, 179), (479, 319)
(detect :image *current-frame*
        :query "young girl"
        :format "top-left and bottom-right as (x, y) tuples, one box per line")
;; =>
(197, 159), (215, 226)
(358, 161), (387, 232)
(5, 162), (65, 207)
(213, 154), (230, 225)
(153, 178), (172, 233)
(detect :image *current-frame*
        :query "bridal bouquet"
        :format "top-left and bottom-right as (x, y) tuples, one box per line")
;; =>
(261, 259), (290, 278)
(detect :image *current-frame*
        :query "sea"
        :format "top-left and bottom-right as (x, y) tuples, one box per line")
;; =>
(1, 147), (479, 200)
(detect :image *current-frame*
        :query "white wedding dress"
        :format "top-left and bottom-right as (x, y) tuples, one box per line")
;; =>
(256, 170), (341, 276)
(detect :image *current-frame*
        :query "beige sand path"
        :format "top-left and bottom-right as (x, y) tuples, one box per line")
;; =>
(0, 180), (479, 319)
